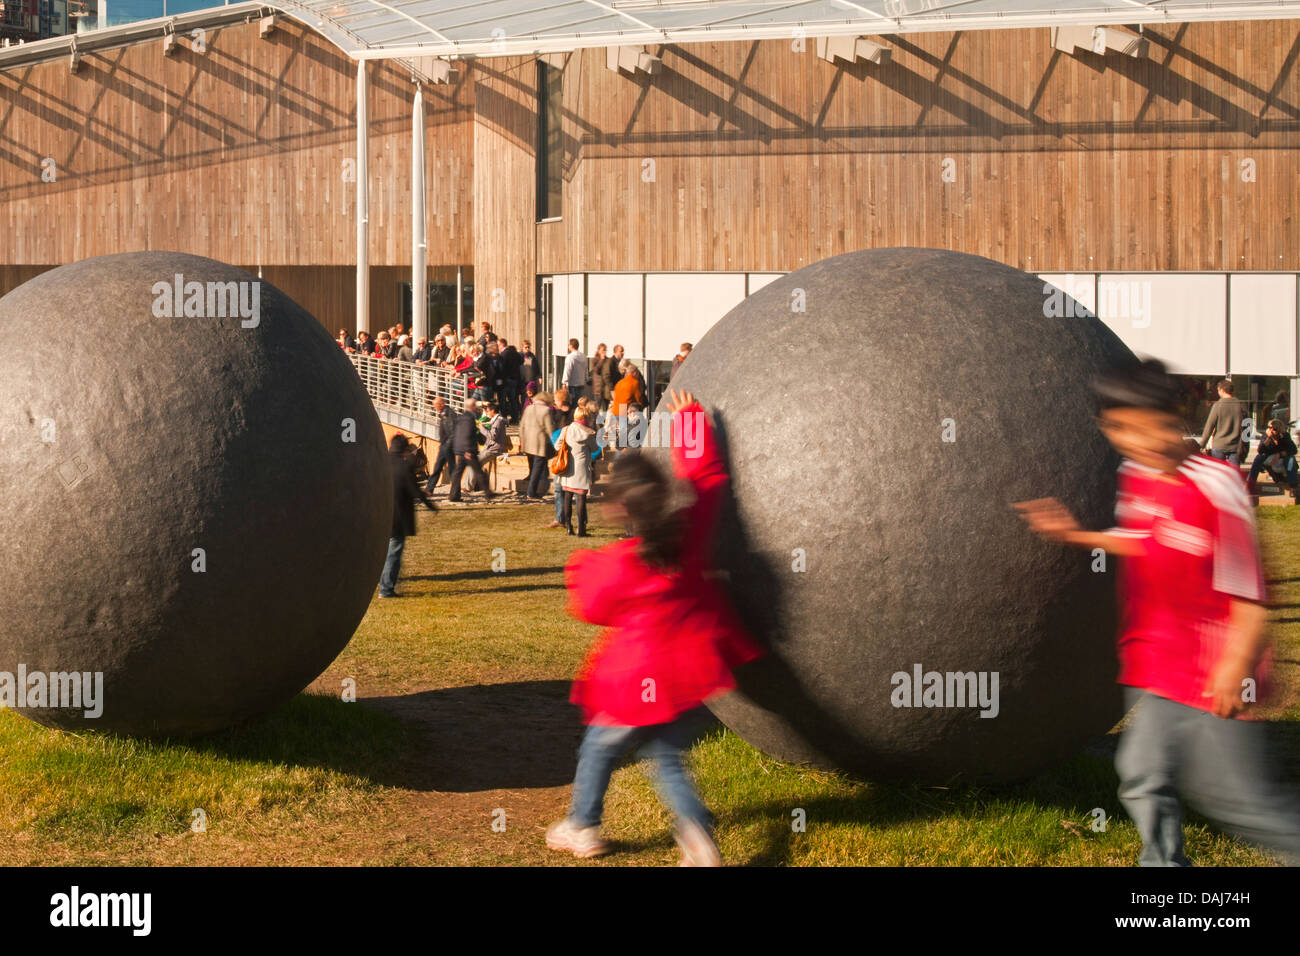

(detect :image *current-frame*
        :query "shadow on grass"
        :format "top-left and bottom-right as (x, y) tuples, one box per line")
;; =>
(181, 691), (410, 779)
(162, 681), (581, 795)
(363, 679), (583, 793)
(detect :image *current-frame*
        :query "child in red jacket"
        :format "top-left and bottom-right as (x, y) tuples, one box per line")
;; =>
(546, 390), (764, 866)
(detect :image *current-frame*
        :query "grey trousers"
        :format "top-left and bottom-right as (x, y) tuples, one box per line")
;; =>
(1115, 688), (1300, 866)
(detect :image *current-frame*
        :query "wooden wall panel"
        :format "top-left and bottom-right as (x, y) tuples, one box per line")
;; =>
(472, 56), (538, 347)
(0, 19), (474, 276)
(531, 21), (1299, 276)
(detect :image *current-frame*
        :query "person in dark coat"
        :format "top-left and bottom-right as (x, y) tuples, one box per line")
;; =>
(424, 397), (457, 494)
(448, 399), (495, 503)
(381, 433), (436, 598)
(498, 338), (523, 423)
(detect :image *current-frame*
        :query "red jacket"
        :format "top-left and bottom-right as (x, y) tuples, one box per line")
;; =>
(565, 403), (765, 726)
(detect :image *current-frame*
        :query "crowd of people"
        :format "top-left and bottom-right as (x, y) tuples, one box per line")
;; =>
(337, 320), (693, 428)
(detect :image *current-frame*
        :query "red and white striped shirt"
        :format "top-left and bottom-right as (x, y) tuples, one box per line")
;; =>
(1111, 454), (1266, 715)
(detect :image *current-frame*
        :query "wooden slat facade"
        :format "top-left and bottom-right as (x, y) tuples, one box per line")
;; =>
(0, 18), (474, 331)
(534, 22), (1300, 277)
(2, 17), (1297, 346)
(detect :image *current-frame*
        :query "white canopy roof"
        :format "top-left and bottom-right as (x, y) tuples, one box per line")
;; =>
(269, 0), (1300, 59)
(0, 0), (1296, 69)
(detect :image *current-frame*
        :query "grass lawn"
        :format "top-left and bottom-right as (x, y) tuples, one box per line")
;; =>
(1, 499), (1296, 866)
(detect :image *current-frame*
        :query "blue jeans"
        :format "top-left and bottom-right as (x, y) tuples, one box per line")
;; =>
(568, 712), (711, 833)
(379, 535), (405, 597)
(1115, 688), (1300, 866)
(1248, 451), (1298, 487)
(1207, 447), (1240, 466)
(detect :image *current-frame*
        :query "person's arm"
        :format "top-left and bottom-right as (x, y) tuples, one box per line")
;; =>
(1201, 477), (1269, 717)
(1204, 600), (1268, 718)
(1013, 498), (1148, 557)
(665, 390), (729, 562)
(1200, 404), (1221, 449)
(408, 463), (436, 512)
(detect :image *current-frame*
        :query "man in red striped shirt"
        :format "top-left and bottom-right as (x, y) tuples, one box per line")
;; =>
(1017, 359), (1299, 866)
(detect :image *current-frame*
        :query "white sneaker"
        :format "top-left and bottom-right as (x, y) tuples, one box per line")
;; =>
(546, 818), (609, 859)
(674, 821), (722, 867)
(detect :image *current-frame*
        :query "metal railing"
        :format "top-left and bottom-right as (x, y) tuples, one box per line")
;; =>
(347, 351), (469, 422)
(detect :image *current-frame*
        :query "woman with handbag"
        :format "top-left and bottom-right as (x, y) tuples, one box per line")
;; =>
(546, 388), (574, 528)
(557, 407), (599, 536)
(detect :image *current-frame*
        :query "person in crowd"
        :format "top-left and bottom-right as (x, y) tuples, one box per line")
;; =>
(488, 340), (506, 409)
(558, 406), (599, 536)
(1199, 378), (1247, 466)
(546, 389), (765, 865)
(478, 402), (510, 482)
(424, 397), (457, 494)
(610, 345), (626, 388)
(563, 338), (590, 401)
(337, 329), (356, 352)
(670, 342), (692, 380)
(546, 388), (574, 529)
(473, 340), (500, 408)
(447, 398), (494, 503)
(478, 321), (498, 350)
(521, 387), (554, 502)
(357, 330), (376, 356)
(396, 335), (414, 364)
(1269, 390), (1289, 424)
(589, 344), (613, 413)
(439, 323), (455, 345)
(1015, 359), (1299, 867)
(552, 386), (574, 428)
(611, 359), (647, 451)
(520, 340), (540, 392)
(455, 344), (481, 397)
(1247, 418), (1299, 497)
(498, 337), (523, 423)
(413, 337), (432, 364)
(432, 335), (451, 366)
(381, 433), (436, 599)
(375, 331), (392, 357)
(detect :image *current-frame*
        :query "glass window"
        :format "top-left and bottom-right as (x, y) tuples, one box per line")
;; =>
(536, 61), (562, 221)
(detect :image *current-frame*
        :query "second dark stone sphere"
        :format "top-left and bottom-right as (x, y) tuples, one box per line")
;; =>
(659, 247), (1134, 783)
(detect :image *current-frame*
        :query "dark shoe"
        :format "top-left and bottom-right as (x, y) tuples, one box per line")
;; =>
(577, 531), (591, 538)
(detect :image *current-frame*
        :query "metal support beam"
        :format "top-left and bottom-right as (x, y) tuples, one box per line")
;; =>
(411, 83), (428, 343)
(356, 60), (369, 336)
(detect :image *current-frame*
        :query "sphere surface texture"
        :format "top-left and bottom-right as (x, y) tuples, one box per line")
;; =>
(0, 252), (390, 735)
(660, 248), (1134, 782)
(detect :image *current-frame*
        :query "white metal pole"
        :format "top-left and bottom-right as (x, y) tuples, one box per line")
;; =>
(411, 83), (427, 343)
(456, 264), (464, 336)
(356, 60), (370, 337)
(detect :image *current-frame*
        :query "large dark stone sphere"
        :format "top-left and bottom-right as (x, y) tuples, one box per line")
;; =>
(0, 252), (390, 736)
(660, 248), (1133, 783)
